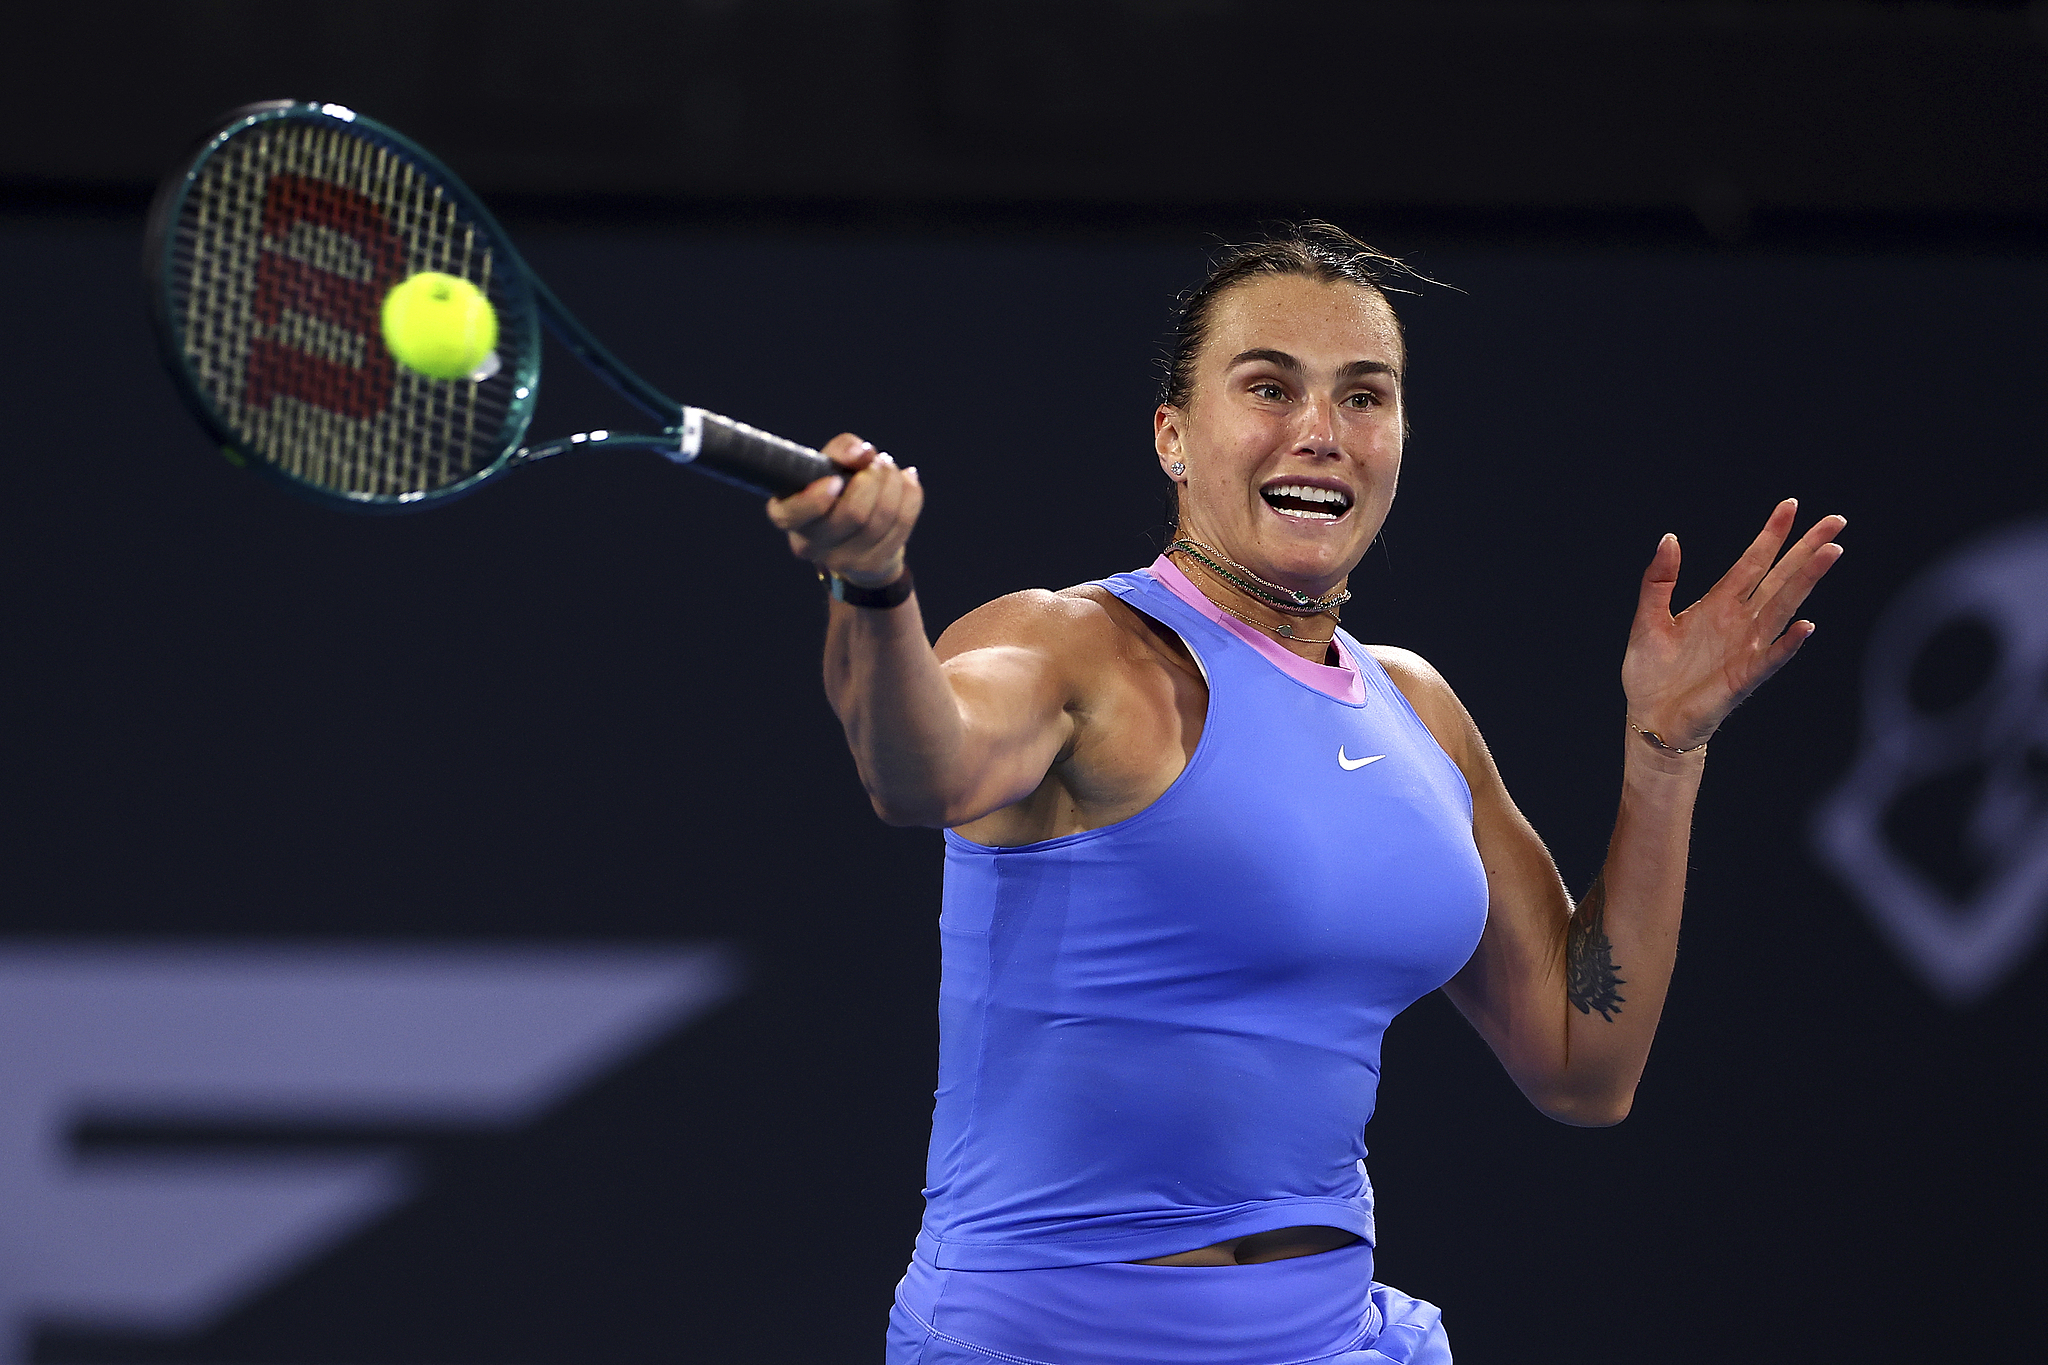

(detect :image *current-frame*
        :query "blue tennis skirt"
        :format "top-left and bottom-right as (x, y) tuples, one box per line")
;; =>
(886, 1242), (1451, 1365)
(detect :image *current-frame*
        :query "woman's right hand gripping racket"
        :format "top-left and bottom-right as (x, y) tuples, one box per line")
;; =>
(146, 100), (838, 511)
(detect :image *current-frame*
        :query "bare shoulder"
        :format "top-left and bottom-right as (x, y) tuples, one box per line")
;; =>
(1364, 644), (1489, 775)
(934, 584), (1133, 663)
(1364, 644), (1460, 712)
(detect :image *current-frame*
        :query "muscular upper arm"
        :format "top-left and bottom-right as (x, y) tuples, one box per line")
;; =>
(927, 589), (1114, 826)
(1369, 648), (1574, 1054)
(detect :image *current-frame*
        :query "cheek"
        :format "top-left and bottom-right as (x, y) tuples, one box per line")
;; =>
(1364, 446), (1402, 504)
(1193, 415), (1273, 467)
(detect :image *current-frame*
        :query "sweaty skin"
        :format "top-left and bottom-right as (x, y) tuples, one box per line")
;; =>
(767, 272), (1845, 1264)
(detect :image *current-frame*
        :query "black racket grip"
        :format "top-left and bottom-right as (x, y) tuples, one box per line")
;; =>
(677, 408), (836, 498)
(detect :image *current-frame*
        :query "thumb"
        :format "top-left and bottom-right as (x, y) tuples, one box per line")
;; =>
(1635, 533), (1680, 625)
(821, 432), (879, 472)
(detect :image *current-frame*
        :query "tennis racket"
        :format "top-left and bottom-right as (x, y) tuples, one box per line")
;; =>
(146, 100), (836, 511)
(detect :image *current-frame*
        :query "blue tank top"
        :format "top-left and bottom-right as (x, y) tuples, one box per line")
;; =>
(918, 571), (1490, 1270)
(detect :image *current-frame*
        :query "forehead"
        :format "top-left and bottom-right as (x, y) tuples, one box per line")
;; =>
(1202, 273), (1403, 373)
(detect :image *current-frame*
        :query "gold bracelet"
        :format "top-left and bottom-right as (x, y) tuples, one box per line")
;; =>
(1628, 719), (1708, 755)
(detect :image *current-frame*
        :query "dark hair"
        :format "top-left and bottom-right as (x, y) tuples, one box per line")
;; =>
(1159, 221), (1420, 410)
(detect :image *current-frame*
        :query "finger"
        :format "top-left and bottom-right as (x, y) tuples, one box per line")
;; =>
(1757, 516), (1847, 612)
(1755, 536), (1845, 639)
(1750, 618), (1819, 689)
(901, 464), (925, 521)
(1751, 512), (1847, 605)
(873, 473), (923, 564)
(1634, 533), (1681, 626)
(821, 432), (880, 472)
(822, 454), (888, 540)
(844, 463), (923, 565)
(837, 463), (907, 559)
(765, 470), (847, 530)
(1706, 498), (1798, 602)
(863, 466), (925, 566)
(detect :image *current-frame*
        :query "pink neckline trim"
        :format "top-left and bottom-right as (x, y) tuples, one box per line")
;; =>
(1142, 556), (1366, 705)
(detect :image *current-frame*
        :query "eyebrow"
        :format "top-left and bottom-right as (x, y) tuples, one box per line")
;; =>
(1227, 348), (1401, 382)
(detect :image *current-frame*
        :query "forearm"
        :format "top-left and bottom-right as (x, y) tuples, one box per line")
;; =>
(822, 592), (970, 826)
(769, 437), (986, 825)
(1552, 725), (1706, 1119)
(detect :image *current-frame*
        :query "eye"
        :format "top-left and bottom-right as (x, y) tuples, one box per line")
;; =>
(1343, 390), (1381, 410)
(1249, 381), (1288, 402)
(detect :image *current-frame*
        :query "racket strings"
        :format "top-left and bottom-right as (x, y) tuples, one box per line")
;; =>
(169, 117), (532, 500)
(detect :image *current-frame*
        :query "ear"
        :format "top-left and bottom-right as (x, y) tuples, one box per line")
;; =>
(1154, 405), (1185, 478)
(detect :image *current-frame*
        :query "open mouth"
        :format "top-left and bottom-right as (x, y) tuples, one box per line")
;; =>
(1260, 482), (1353, 522)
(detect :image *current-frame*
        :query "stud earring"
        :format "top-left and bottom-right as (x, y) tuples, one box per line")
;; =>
(1170, 461), (1186, 477)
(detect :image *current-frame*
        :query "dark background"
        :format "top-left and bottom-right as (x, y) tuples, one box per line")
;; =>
(5, 2), (2046, 1361)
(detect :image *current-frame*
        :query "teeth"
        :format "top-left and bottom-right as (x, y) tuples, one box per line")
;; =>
(1266, 483), (1349, 505)
(1261, 483), (1352, 520)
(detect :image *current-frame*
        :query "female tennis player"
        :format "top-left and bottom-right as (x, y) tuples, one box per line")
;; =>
(767, 223), (1844, 1365)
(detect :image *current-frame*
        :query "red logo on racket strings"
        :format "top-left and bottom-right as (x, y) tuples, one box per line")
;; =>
(243, 176), (404, 419)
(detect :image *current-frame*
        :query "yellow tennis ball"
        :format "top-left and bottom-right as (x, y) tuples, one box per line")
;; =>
(380, 272), (499, 381)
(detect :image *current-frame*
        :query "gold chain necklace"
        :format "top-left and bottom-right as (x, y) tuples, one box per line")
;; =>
(1206, 595), (1339, 647)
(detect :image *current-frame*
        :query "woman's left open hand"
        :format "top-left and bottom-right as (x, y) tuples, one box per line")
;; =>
(1621, 499), (1846, 750)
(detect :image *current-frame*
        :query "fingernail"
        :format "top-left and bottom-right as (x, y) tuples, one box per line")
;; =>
(904, 466), (921, 484)
(827, 476), (845, 497)
(878, 451), (897, 467)
(853, 440), (875, 456)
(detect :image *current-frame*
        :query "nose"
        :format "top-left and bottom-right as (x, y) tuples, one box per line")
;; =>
(1293, 394), (1340, 458)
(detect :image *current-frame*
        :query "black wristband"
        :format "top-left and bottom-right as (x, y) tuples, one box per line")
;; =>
(826, 566), (914, 609)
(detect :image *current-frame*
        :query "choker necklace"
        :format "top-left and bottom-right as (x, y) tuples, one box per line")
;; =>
(1167, 539), (1351, 617)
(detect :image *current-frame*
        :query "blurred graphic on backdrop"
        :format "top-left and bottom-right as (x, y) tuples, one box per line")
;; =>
(0, 942), (737, 1363)
(1814, 520), (2048, 1005)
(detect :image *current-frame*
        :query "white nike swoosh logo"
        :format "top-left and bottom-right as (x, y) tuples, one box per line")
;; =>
(1338, 748), (1385, 771)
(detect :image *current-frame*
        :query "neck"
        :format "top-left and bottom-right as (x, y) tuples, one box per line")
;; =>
(1166, 541), (1346, 664)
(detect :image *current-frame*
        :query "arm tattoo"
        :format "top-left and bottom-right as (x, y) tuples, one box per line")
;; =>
(1566, 872), (1627, 1022)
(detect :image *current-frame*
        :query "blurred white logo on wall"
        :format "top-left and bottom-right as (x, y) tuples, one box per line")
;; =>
(0, 941), (737, 1363)
(1813, 519), (2048, 1005)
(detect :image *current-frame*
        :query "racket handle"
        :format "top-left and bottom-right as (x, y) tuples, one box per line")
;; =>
(675, 408), (836, 498)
